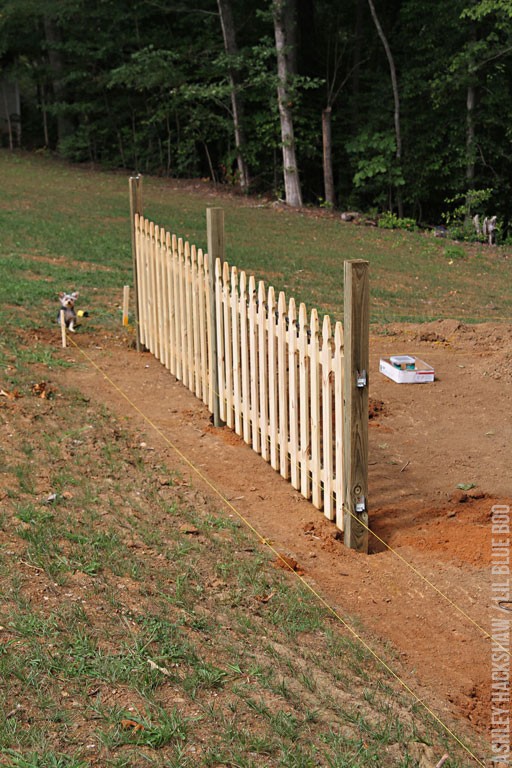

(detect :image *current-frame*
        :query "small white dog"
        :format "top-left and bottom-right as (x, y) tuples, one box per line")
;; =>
(57, 291), (79, 332)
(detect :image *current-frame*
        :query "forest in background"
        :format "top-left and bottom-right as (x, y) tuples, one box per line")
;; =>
(1, 0), (512, 237)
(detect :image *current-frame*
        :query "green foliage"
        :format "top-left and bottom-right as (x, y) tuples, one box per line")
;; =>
(442, 188), (496, 241)
(377, 212), (416, 230)
(345, 132), (404, 210)
(461, 0), (512, 20)
(444, 245), (466, 261)
(346, 132), (402, 187)
(1, 0), (512, 228)
(444, 187), (494, 221)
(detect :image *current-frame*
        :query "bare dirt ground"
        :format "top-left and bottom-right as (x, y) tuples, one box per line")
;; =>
(51, 318), (512, 749)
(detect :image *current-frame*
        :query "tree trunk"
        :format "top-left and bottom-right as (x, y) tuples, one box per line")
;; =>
(43, 16), (73, 149)
(464, 26), (478, 223)
(273, 0), (303, 208)
(38, 82), (50, 147)
(352, 0), (364, 129)
(217, 0), (250, 193)
(1, 81), (14, 151)
(367, 0), (403, 217)
(465, 83), (476, 222)
(322, 107), (335, 206)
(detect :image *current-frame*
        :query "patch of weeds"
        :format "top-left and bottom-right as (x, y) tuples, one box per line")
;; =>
(267, 584), (325, 636)
(15, 522), (67, 583)
(50, 629), (164, 693)
(6, 604), (60, 639)
(18, 345), (74, 369)
(0, 751), (88, 768)
(298, 670), (317, 693)
(444, 244), (466, 261)
(182, 662), (229, 699)
(202, 512), (240, 532)
(0, 710), (54, 753)
(97, 705), (189, 750)
(135, 613), (198, 665)
(269, 710), (300, 740)
(13, 465), (37, 495)
(62, 527), (128, 577)
(278, 742), (318, 767)
(15, 503), (54, 526)
(170, 567), (204, 608)
(242, 694), (270, 717)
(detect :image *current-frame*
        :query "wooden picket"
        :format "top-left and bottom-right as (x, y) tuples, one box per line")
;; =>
(134, 213), (211, 407)
(134, 212), (348, 530)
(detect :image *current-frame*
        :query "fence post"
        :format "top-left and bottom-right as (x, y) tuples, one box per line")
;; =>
(206, 207), (225, 427)
(129, 174), (143, 351)
(343, 259), (369, 553)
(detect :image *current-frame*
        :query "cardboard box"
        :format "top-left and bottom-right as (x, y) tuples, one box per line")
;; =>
(379, 356), (435, 384)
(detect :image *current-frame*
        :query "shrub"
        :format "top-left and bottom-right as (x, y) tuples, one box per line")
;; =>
(377, 211), (417, 231)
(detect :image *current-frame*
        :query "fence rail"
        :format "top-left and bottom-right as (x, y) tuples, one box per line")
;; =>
(131, 181), (369, 551)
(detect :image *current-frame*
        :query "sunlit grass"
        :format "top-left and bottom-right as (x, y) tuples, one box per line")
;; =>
(1, 149), (511, 331)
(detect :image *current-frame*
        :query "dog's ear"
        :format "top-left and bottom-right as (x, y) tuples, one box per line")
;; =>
(59, 292), (65, 299)
(72, 292), (79, 299)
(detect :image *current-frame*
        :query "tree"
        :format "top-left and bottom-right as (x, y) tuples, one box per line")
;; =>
(217, 0), (251, 191)
(273, 0), (303, 207)
(367, 0), (403, 216)
(43, 14), (73, 149)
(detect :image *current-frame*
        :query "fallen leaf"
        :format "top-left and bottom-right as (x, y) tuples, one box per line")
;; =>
(31, 382), (48, 398)
(120, 719), (144, 733)
(0, 388), (21, 400)
(179, 524), (199, 535)
(255, 591), (276, 603)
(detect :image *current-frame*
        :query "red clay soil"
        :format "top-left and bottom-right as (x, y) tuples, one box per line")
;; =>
(51, 319), (512, 754)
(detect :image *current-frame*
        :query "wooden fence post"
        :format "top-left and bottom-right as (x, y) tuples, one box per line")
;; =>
(343, 260), (369, 553)
(129, 174), (143, 351)
(207, 207), (225, 427)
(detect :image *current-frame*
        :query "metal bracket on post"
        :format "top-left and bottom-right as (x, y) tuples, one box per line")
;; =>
(356, 369), (367, 388)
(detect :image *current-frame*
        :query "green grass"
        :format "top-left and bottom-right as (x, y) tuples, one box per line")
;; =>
(1, 149), (511, 328)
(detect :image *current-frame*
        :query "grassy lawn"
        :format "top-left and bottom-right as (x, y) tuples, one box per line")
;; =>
(1, 149), (511, 329)
(0, 149), (498, 766)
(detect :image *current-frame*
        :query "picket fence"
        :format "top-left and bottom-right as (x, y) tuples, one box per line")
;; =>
(133, 212), (346, 527)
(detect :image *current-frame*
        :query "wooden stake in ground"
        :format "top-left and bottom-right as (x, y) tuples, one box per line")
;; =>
(60, 308), (67, 348)
(122, 285), (130, 326)
(129, 175), (143, 350)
